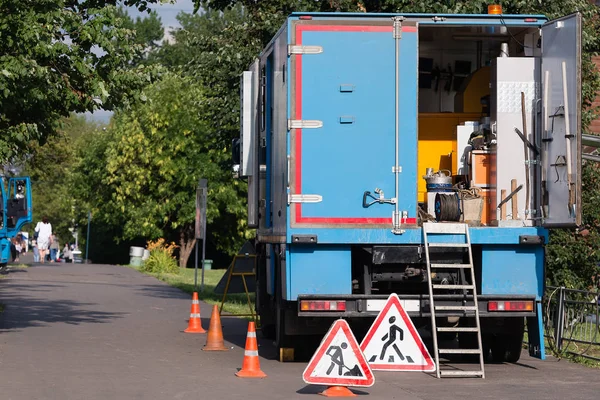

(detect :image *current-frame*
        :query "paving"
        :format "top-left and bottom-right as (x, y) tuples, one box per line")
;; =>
(0, 260), (598, 400)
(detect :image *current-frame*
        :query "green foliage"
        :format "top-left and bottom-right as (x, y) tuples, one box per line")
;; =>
(16, 115), (104, 245)
(0, 0), (166, 163)
(546, 162), (600, 289)
(140, 238), (179, 274)
(73, 72), (249, 266)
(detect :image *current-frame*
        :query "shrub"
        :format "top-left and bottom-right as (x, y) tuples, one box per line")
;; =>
(141, 238), (179, 274)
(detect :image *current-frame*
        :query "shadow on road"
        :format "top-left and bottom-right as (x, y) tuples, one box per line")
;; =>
(296, 385), (370, 396)
(0, 280), (126, 332)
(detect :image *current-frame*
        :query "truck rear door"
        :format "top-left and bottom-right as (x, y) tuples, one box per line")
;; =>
(541, 13), (582, 227)
(289, 19), (418, 228)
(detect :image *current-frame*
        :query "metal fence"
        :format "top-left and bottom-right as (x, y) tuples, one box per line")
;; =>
(544, 286), (600, 361)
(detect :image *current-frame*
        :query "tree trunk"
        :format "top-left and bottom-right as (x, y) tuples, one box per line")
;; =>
(179, 227), (196, 268)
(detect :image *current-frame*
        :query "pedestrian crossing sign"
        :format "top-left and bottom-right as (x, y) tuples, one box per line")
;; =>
(360, 293), (435, 372)
(303, 319), (374, 387)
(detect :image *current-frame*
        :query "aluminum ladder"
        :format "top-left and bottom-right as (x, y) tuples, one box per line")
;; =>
(423, 222), (485, 378)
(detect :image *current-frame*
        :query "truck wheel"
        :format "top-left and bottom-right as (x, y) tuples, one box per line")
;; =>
(491, 319), (525, 363)
(503, 332), (525, 363)
(491, 340), (507, 363)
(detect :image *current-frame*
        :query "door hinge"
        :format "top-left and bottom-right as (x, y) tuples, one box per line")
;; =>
(288, 45), (323, 55)
(288, 119), (323, 130)
(288, 194), (323, 204)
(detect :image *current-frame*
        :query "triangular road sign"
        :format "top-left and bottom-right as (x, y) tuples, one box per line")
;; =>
(360, 293), (435, 372)
(303, 319), (374, 387)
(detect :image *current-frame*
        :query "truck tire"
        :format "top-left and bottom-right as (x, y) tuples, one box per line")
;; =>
(491, 318), (525, 363)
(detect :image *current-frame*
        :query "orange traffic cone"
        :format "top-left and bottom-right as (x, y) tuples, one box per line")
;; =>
(203, 305), (228, 351)
(184, 292), (206, 334)
(235, 321), (266, 378)
(320, 386), (356, 397)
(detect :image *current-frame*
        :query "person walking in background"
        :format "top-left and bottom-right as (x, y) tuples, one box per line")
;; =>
(49, 234), (59, 263)
(62, 244), (73, 263)
(32, 238), (40, 263)
(35, 217), (52, 264)
(10, 236), (20, 263)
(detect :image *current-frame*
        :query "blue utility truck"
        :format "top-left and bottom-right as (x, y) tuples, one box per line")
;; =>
(0, 177), (32, 271)
(235, 9), (581, 374)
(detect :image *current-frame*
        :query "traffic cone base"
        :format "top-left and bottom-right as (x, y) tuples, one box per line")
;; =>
(184, 292), (206, 334)
(235, 321), (267, 378)
(320, 386), (356, 397)
(203, 304), (228, 351)
(235, 368), (267, 378)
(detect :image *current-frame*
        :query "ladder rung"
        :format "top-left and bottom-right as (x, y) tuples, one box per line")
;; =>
(427, 243), (470, 248)
(437, 327), (479, 332)
(430, 263), (472, 269)
(439, 349), (481, 354)
(439, 370), (484, 377)
(422, 223), (467, 235)
(434, 305), (477, 311)
(432, 284), (475, 290)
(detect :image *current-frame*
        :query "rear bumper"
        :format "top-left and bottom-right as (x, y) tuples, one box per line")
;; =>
(296, 294), (537, 318)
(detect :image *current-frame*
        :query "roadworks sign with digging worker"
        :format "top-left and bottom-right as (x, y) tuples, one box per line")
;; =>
(303, 319), (374, 387)
(360, 293), (435, 372)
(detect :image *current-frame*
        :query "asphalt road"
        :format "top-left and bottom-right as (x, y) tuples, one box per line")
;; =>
(0, 261), (598, 400)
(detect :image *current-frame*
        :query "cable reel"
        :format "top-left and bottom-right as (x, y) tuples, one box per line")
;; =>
(434, 192), (461, 222)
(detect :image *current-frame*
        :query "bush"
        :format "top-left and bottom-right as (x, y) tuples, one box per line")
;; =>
(141, 238), (179, 274)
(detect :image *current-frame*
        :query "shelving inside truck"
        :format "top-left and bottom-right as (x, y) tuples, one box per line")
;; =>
(417, 24), (541, 226)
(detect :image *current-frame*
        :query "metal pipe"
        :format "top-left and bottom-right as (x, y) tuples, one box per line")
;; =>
(583, 153), (600, 163)
(562, 62), (573, 181)
(582, 134), (600, 148)
(393, 17), (401, 232)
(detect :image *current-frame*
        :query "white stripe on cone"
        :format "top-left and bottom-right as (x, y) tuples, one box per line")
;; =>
(245, 350), (259, 357)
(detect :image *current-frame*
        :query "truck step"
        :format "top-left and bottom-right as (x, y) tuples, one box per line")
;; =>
(427, 243), (470, 248)
(430, 263), (472, 269)
(437, 327), (479, 332)
(439, 370), (484, 377)
(434, 305), (477, 311)
(439, 348), (481, 354)
(432, 284), (475, 290)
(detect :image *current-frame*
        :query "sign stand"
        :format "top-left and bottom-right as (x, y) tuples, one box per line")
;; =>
(219, 253), (256, 320)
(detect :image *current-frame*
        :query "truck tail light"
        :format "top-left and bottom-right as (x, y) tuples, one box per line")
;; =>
(300, 300), (346, 312)
(488, 301), (534, 312)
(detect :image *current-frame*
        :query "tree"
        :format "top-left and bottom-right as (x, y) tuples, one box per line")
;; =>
(116, 7), (165, 64)
(20, 115), (104, 246)
(0, 0), (166, 163)
(78, 73), (248, 267)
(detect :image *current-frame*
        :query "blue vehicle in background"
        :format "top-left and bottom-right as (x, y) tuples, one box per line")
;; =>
(234, 8), (582, 375)
(0, 177), (33, 271)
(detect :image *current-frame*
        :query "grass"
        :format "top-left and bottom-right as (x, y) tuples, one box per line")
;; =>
(130, 266), (256, 318)
(525, 325), (600, 368)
